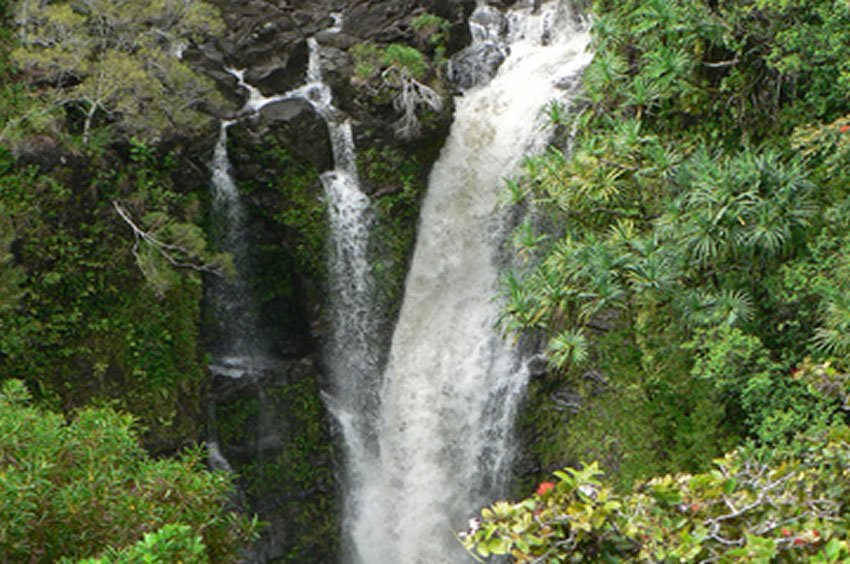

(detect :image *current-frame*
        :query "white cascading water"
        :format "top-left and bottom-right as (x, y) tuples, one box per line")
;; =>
(273, 22), (380, 425)
(207, 59), (300, 380)
(205, 16), (364, 451)
(206, 120), (255, 469)
(208, 12), (380, 512)
(210, 15), (373, 378)
(346, 2), (592, 562)
(208, 120), (263, 374)
(296, 26), (386, 558)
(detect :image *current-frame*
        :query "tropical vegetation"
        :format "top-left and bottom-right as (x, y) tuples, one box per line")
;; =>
(4, 0), (850, 559)
(0, 379), (258, 561)
(469, 0), (850, 559)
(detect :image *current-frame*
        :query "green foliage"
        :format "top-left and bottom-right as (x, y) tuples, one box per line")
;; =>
(411, 12), (449, 60)
(0, 196), (23, 312)
(521, 326), (735, 491)
(358, 142), (439, 318)
(0, 380), (258, 562)
(586, 0), (850, 137)
(350, 41), (445, 138)
(10, 0), (225, 143)
(507, 0), (850, 485)
(215, 372), (337, 562)
(352, 42), (429, 82)
(382, 44), (427, 81)
(239, 135), (323, 279)
(80, 524), (208, 563)
(351, 43), (384, 82)
(411, 12), (449, 35)
(0, 143), (210, 448)
(463, 425), (850, 562)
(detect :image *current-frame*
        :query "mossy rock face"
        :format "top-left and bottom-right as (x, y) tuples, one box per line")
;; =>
(210, 356), (337, 563)
(514, 326), (740, 495)
(230, 100), (333, 174)
(226, 120), (328, 329)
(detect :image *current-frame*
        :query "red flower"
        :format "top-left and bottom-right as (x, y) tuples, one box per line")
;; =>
(840, 124), (850, 134)
(781, 528), (792, 537)
(536, 481), (556, 496)
(793, 537), (808, 546)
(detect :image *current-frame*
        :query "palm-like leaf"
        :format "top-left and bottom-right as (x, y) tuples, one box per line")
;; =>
(548, 328), (589, 369)
(813, 287), (850, 356)
(710, 288), (754, 326)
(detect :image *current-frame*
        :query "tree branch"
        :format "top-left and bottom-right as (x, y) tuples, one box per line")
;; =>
(112, 200), (224, 276)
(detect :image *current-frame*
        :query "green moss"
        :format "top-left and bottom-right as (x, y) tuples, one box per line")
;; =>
(411, 13), (450, 61)
(352, 42), (429, 82)
(0, 151), (208, 451)
(358, 141), (441, 318)
(382, 44), (428, 80)
(351, 43), (385, 81)
(216, 396), (260, 446)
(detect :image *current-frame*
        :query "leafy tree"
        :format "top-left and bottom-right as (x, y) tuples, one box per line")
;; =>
(79, 524), (208, 563)
(11, 0), (225, 143)
(0, 379), (258, 562)
(351, 41), (444, 138)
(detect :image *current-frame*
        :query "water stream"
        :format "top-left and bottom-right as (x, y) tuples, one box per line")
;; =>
(344, 2), (592, 562)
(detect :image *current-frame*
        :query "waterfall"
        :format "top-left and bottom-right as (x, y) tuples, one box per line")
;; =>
(295, 24), (384, 560)
(210, 20), (374, 386)
(205, 120), (257, 474)
(209, 14), (382, 551)
(208, 121), (264, 371)
(345, 2), (592, 562)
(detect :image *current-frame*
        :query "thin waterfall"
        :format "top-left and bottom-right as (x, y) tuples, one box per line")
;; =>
(209, 14), (382, 544)
(296, 24), (384, 561)
(277, 21), (381, 452)
(206, 119), (259, 471)
(208, 121), (264, 373)
(346, 1), (592, 562)
(206, 65), (290, 376)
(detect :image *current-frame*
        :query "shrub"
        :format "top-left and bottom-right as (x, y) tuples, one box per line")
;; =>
(461, 426), (850, 562)
(0, 380), (258, 562)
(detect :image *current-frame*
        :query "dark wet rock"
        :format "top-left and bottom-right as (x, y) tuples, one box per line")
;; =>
(486, 0), (521, 7)
(209, 355), (337, 563)
(526, 354), (549, 379)
(229, 98), (332, 173)
(244, 39), (310, 94)
(448, 41), (507, 90)
(14, 135), (64, 171)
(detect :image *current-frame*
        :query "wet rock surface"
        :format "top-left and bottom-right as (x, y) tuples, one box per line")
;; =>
(209, 355), (337, 563)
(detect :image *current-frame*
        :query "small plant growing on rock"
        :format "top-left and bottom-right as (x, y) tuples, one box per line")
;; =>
(411, 12), (451, 60)
(350, 42), (444, 139)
